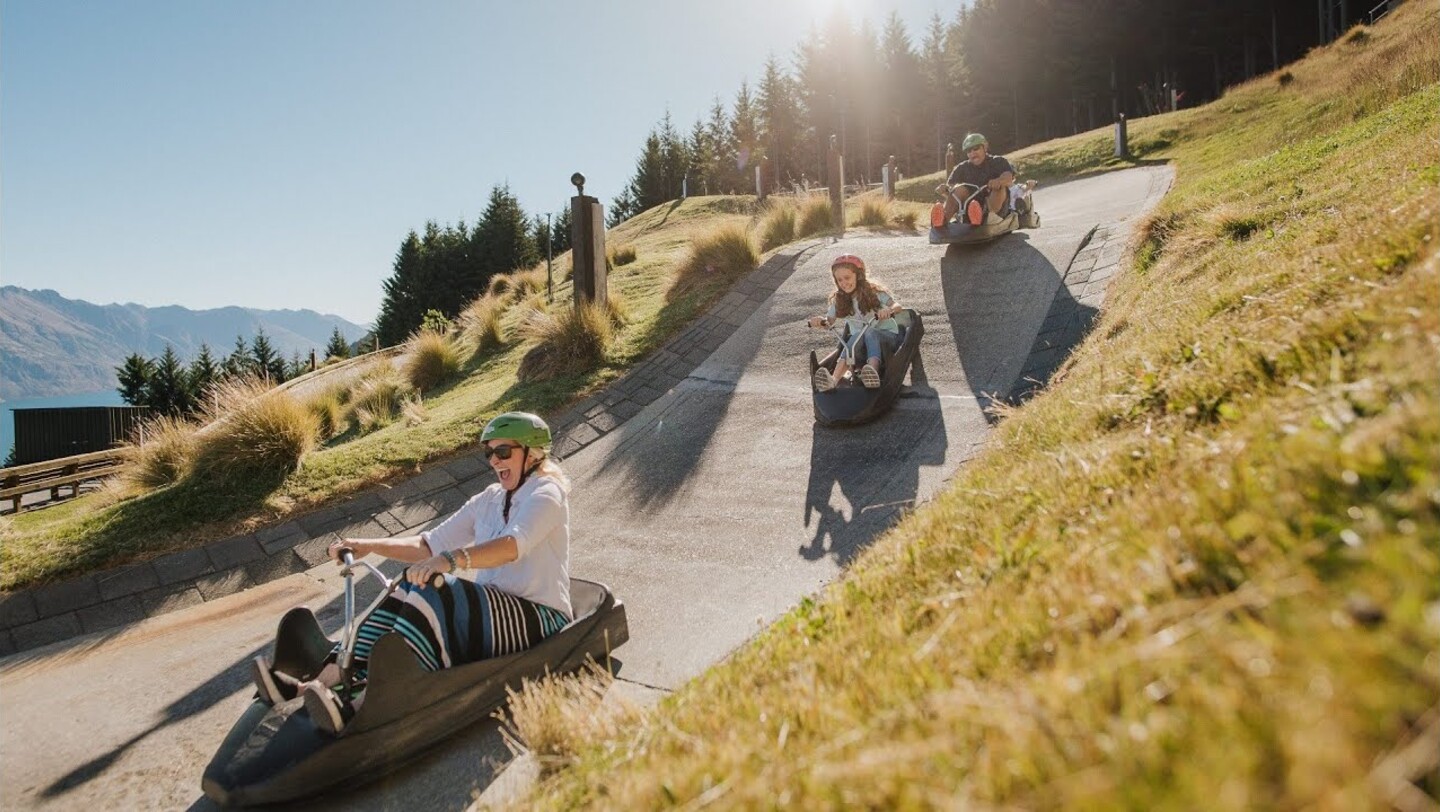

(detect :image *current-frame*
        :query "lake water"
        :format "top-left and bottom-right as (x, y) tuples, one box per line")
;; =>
(1, 390), (127, 464)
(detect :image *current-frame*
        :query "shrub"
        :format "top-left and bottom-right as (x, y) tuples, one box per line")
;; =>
(419, 308), (453, 335)
(497, 663), (643, 777)
(1277, 70), (1295, 86)
(122, 414), (197, 489)
(486, 273), (512, 298)
(668, 223), (760, 302)
(892, 209), (919, 230)
(612, 245), (638, 266)
(852, 198), (891, 227)
(760, 203), (798, 251)
(191, 377), (319, 480)
(512, 266), (548, 299)
(349, 364), (412, 433)
(516, 303), (612, 382)
(797, 196), (837, 237)
(403, 328), (462, 392)
(458, 294), (506, 355)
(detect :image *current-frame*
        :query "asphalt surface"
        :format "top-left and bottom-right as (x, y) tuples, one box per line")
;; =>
(0, 165), (1171, 811)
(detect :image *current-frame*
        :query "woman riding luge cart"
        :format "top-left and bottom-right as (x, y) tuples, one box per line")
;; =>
(204, 412), (628, 806)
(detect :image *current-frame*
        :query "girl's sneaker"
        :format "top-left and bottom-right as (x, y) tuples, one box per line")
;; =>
(813, 367), (837, 392)
(251, 656), (284, 705)
(858, 364), (881, 389)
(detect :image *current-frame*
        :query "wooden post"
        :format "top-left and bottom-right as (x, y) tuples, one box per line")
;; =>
(944, 142), (955, 173)
(309, 349), (317, 372)
(883, 155), (897, 199)
(570, 180), (608, 310)
(373, 335), (380, 353)
(1114, 114), (1129, 158)
(827, 135), (845, 231)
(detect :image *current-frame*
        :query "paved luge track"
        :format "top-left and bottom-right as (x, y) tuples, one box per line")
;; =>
(0, 166), (1171, 811)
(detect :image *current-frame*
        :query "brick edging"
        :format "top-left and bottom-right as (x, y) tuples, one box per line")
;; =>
(0, 240), (827, 656)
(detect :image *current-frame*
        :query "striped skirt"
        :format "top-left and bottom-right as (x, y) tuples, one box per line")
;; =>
(346, 575), (570, 681)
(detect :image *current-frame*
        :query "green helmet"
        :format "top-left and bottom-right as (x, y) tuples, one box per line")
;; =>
(962, 132), (988, 151)
(481, 412), (552, 450)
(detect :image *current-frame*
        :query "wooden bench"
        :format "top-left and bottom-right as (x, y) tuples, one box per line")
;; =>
(0, 449), (126, 513)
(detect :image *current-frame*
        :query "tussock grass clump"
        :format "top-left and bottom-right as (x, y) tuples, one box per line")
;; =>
(611, 245), (637, 266)
(668, 223), (759, 302)
(458, 294), (507, 354)
(304, 384), (349, 439)
(486, 273), (512, 298)
(349, 364), (412, 433)
(400, 396), (429, 426)
(604, 291), (631, 328)
(403, 328), (462, 392)
(892, 209), (919, 230)
(512, 266), (549, 299)
(851, 197), (892, 227)
(122, 415), (197, 489)
(516, 303), (612, 382)
(497, 663), (644, 777)
(191, 377), (319, 479)
(759, 202), (798, 251)
(797, 196), (837, 237)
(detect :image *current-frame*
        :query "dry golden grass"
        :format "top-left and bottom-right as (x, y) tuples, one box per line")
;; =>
(486, 273), (512, 298)
(304, 384), (349, 440)
(516, 302), (613, 382)
(797, 195), (837, 237)
(851, 197), (892, 227)
(349, 363), (412, 433)
(759, 200), (798, 251)
(191, 377), (319, 480)
(497, 663), (644, 778)
(402, 327), (463, 392)
(666, 223), (759, 302)
(121, 414), (197, 489)
(400, 395), (429, 426)
(611, 244), (637, 266)
(512, 265), (549, 299)
(458, 293), (507, 355)
(603, 291), (631, 328)
(522, 5), (1440, 809)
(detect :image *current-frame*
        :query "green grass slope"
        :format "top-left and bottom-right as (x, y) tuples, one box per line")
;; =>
(515, 6), (1440, 809)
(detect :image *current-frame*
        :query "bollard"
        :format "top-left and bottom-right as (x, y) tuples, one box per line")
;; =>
(309, 349), (316, 372)
(755, 164), (764, 201)
(1114, 113), (1129, 158)
(827, 135), (845, 231)
(944, 142), (955, 173)
(883, 155), (897, 199)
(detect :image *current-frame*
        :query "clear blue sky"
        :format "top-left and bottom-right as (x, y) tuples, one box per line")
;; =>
(2, 0), (946, 326)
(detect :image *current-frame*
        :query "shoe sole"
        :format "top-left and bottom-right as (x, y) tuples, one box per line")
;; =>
(813, 369), (836, 392)
(304, 686), (346, 735)
(859, 368), (881, 388)
(251, 656), (282, 705)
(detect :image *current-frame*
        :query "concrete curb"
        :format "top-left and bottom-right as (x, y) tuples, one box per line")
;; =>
(0, 240), (828, 656)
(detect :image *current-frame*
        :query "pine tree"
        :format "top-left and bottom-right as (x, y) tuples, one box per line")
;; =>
(474, 185), (538, 286)
(146, 345), (192, 415)
(375, 231), (423, 346)
(188, 343), (220, 406)
(658, 111), (690, 202)
(222, 334), (252, 378)
(251, 328), (284, 383)
(730, 81), (760, 186)
(686, 117), (714, 195)
(757, 55), (803, 189)
(287, 351), (308, 380)
(551, 205), (573, 254)
(705, 97), (739, 193)
(116, 353), (154, 406)
(324, 327), (350, 360)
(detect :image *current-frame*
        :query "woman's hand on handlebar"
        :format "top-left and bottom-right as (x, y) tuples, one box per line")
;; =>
(329, 537), (364, 562)
(407, 553), (454, 587)
(807, 315), (829, 329)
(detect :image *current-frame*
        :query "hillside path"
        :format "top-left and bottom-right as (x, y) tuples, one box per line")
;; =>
(0, 165), (1172, 811)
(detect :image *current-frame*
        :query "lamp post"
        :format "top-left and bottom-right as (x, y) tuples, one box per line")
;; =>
(545, 212), (554, 303)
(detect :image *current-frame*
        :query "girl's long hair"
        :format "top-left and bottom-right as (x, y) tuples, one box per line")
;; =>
(829, 265), (890, 317)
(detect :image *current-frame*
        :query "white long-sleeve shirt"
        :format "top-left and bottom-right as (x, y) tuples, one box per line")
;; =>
(421, 475), (572, 619)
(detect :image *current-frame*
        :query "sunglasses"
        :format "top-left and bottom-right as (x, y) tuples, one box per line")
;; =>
(482, 443), (524, 461)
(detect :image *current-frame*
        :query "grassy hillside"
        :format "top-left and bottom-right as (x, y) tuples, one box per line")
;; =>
(511, 5), (1440, 809)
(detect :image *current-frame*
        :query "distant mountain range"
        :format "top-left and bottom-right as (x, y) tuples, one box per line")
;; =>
(0, 286), (370, 401)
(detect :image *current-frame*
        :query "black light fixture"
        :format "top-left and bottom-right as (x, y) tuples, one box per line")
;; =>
(571, 172), (586, 197)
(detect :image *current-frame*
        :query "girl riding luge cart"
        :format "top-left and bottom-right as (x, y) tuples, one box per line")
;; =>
(806, 253), (926, 427)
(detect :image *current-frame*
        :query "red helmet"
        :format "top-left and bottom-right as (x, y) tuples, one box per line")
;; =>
(831, 254), (866, 272)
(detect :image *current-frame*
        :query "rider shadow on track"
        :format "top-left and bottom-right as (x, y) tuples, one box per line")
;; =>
(801, 387), (948, 567)
(938, 234), (1097, 425)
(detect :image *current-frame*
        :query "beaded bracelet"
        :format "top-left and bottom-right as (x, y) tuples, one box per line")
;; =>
(440, 550), (457, 572)
(461, 547), (473, 569)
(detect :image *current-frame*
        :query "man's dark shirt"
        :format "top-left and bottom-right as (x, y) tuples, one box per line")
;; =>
(947, 154), (1015, 189)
